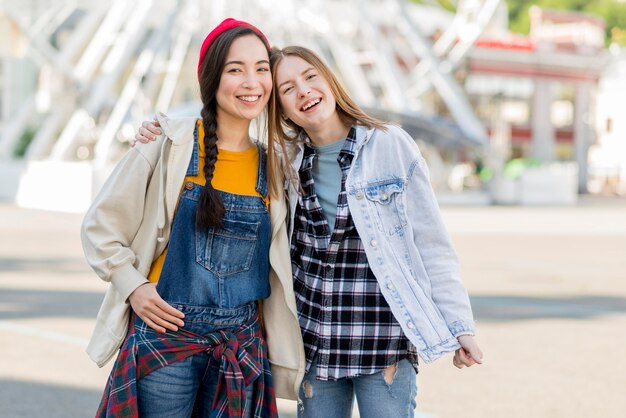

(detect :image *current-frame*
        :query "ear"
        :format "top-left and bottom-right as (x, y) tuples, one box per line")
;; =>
(281, 114), (288, 121)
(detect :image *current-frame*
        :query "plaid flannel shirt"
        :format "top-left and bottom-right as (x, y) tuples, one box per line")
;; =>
(291, 127), (419, 381)
(96, 313), (277, 418)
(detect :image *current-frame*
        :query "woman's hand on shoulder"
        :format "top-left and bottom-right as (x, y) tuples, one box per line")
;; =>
(128, 282), (185, 332)
(134, 118), (162, 146)
(453, 335), (483, 369)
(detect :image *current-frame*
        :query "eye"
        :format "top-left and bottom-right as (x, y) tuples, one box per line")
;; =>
(282, 86), (293, 94)
(227, 67), (242, 73)
(306, 73), (317, 80)
(257, 66), (270, 72)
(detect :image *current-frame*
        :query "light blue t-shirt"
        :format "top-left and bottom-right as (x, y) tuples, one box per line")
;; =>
(312, 139), (345, 232)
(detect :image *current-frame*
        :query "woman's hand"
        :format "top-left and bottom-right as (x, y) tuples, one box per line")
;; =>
(453, 335), (483, 369)
(134, 119), (162, 145)
(128, 282), (185, 333)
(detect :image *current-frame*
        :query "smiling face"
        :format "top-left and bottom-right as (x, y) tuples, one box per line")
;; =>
(215, 34), (272, 125)
(275, 55), (344, 138)
(266, 45), (386, 197)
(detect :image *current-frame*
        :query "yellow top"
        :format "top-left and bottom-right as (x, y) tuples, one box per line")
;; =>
(148, 120), (266, 282)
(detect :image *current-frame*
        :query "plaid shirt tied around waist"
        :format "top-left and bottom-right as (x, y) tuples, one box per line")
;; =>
(96, 312), (277, 418)
(291, 127), (418, 381)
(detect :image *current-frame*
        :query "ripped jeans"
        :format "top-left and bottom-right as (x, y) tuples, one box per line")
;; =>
(298, 359), (417, 418)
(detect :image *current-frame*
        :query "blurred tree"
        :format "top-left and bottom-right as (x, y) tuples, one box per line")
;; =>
(411, 0), (626, 45)
(13, 127), (36, 158)
(508, 0), (626, 46)
(585, 0), (626, 45)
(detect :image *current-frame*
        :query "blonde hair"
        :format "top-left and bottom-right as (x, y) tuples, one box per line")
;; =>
(267, 45), (386, 197)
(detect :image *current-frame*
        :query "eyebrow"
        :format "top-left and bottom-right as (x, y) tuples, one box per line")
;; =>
(224, 59), (270, 67)
(277, 67), (315, 89)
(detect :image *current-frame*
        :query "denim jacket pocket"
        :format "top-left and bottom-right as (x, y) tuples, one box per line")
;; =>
(196, 219), (260, 276)
(364, 178), (407, 236)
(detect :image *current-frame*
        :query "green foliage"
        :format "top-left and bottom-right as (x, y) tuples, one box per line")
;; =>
(507, 0), (626, 45)
(412, 0), (626, 45)
(585, 1), (626, 45)
(409, 0), (455, 12)
(435, 0), (456, 12)
(13, 127), (36, 158)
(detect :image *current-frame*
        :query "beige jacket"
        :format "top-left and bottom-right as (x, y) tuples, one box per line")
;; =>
(81, 113), (305, 400)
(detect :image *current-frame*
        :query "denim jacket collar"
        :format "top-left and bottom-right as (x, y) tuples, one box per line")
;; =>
(289, 125), (375, 172)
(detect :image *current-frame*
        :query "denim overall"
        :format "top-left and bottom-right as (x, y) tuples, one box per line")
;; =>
(137, 131), (271, 418)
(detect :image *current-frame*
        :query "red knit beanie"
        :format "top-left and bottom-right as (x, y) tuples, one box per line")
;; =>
(197, 18), (270, 78)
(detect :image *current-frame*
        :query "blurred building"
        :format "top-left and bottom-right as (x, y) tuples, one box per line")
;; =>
(463, 6), (607, 194)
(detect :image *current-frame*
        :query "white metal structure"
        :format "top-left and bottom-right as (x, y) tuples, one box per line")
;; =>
(1, 0), (495, 158)
(0, 0), (499, 210)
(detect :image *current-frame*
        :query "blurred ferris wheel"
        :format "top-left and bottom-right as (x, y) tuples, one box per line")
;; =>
(0, 0), (500, 165)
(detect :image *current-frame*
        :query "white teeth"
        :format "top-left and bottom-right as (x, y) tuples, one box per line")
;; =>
(239, 96), (259, 102)
(302, 98), (320, 111)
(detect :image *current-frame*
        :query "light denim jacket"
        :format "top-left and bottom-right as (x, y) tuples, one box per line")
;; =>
(286, 124), (475, 363)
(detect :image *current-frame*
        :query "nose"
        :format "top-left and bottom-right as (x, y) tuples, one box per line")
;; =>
(297, 85), (311, 98)
(242, 74), (260, 89)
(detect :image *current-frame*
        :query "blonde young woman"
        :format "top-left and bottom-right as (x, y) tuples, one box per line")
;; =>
(82, 20), (304, 418)
(137, 45), (483, 418)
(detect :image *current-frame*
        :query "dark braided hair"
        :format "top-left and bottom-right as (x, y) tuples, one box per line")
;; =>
(196, 26), (270, 229)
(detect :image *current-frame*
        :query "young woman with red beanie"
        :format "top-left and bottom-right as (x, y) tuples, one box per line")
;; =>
(82, 19), (305, 417)
(136, 36), (484, 418)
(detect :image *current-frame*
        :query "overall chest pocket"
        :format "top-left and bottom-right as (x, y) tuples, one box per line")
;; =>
(196, 218), (260, 276)
(364, 179), (407, 236)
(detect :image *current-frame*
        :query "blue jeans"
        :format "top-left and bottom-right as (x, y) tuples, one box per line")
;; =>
(298, 359), (417, 418)
(137, 354), (253, 417)
(136, 133), (272, 417)
(136, 304), (256, 418)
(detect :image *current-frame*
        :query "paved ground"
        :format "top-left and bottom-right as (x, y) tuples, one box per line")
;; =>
(1, 196), (626, 418)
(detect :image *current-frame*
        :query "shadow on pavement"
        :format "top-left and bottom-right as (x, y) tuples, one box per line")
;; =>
(0, 288), (103, 320)
(471, 294), (626, 321)
(0, 379), (102, 418)
(3, 289), (626, 323)
(0, 257), (88, 275)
